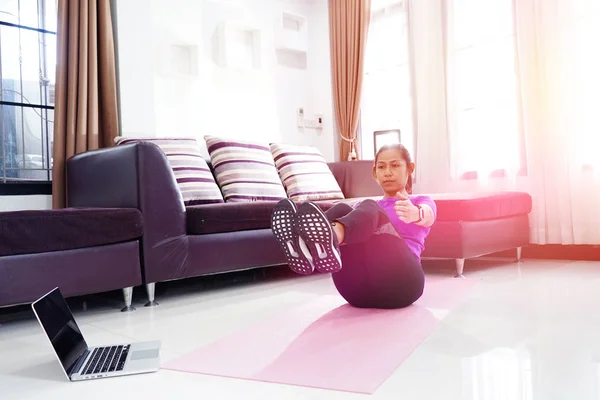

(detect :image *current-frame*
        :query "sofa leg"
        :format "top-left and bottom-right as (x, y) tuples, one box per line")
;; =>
(144, 283), (159, 307)
(516, 246), (522, 262)
(121, 287), (136, 312)
(455, 259), (465, 278)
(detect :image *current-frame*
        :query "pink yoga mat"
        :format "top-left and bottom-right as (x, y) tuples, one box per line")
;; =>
(163, 276), (478, 394)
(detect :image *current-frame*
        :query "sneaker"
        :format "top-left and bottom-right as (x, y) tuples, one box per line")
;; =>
(271, 199), (315, 275)
(294, 202), (342, 273)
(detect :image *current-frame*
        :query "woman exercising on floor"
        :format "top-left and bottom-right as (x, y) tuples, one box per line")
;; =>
(270, 143), (437, 309)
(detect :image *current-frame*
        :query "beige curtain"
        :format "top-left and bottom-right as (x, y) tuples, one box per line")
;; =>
(328, 0), (371, 161)
(52, 0), (119, 208)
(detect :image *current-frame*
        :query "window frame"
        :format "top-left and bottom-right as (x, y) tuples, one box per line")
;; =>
(0, 0), (56, 192)
(359, 0), (416, 169)
(446, 0), (528, 181)
(0, 180), (51, 195)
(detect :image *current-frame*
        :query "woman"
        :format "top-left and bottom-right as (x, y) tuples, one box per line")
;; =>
(270, 143), (437, 309)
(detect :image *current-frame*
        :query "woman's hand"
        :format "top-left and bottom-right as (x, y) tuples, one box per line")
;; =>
(394, 192), (419, 223)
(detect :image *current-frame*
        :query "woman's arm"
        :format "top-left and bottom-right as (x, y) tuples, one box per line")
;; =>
(415, 203), (435, 227)
(395, 195), (437, 227)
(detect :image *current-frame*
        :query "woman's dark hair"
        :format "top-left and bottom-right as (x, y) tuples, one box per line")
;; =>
(374, 143), (413, 194)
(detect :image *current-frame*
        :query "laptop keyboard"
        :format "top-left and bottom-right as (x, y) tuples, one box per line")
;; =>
(81, 345), (130, 375)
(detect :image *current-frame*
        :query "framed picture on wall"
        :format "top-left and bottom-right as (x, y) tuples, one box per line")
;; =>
(373, 129), (401, 157)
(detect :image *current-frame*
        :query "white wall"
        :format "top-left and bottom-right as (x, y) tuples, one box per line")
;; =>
(113, 0), (157, 138)
(114, 0), (336, 161)
(0, 195), (52, 211)
(306, 0), (336, 162)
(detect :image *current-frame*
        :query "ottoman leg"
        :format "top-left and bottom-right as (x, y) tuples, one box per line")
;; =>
(121, 287), (136, 312)
(516, 247), (522, 262)
(455, 259), (465, 278)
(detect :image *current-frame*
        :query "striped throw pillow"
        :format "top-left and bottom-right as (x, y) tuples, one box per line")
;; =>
(204, 135), (287, 202)
(270, 143), (345, 201)
(115, 137), (224, 205)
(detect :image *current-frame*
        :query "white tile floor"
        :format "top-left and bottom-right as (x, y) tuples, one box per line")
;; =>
(1, 258), (600, 400)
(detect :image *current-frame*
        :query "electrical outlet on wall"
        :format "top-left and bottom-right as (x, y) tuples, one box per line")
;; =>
(304, 114), (323, 130)
(315, 113), (323, 129)
(297, 108), (305, 127)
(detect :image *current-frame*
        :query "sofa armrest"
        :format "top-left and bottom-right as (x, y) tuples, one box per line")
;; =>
(67, 144), (140, 209)
(328, 160), (382, 198)
(67, 142), (189, 283)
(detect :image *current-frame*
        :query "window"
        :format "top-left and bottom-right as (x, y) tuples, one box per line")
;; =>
(0, 0), (56, 185)
(447, 0), (524, 179)
(360, 0), (414, 160)
(562, 0), (600, 170)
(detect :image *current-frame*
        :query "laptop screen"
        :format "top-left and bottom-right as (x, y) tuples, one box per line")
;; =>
(32, 288), (88, 376)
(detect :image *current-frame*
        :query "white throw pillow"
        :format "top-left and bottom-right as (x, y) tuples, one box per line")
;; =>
(269, 143), (345, 201)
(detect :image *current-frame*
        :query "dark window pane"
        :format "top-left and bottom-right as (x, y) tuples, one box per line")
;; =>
(0, 105), (51, 181)
(0, 104), (23, 180)
(0, 25), (21, 103)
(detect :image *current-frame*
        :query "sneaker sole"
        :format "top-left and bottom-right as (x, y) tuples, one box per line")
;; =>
(295, 203), (342, 273)
(271, 199), (314, 275)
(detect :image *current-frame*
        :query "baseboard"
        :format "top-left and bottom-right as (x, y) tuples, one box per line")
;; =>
(491, 244), (600, 261)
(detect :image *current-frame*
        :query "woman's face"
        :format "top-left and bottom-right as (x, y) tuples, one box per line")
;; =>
(373, 149), (414, 195)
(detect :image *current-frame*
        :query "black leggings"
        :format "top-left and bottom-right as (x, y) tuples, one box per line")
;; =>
(325, 199), (425, 309)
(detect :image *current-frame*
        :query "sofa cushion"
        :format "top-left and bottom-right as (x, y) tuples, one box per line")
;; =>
(204, 135), (287, 202)
(0, 208), (143, 257)
(270, 143), (345, 201)
(187, 202), (279, 234)
(187, 200), (337, 235)
(427, 191), (532, 221)
(116, 137), (224, 205)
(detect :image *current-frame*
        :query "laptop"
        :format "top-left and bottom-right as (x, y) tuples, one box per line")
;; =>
(32, 287), (161, 381)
